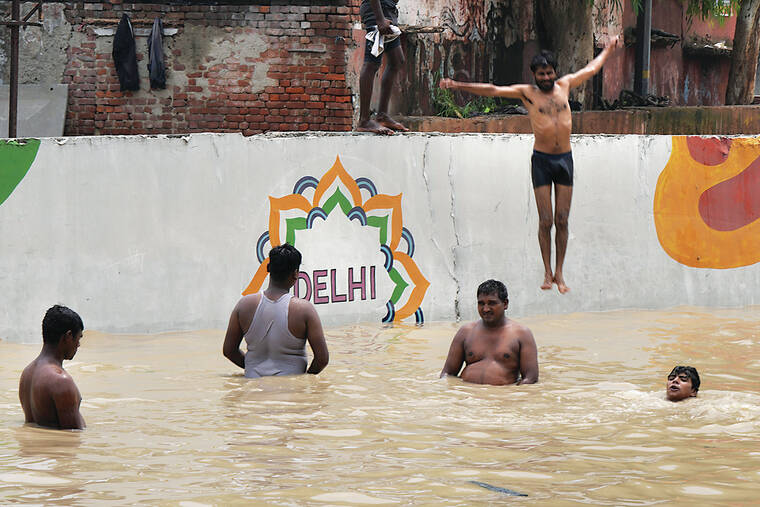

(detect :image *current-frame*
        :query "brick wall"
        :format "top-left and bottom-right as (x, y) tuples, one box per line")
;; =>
(8, 0), (355, 135)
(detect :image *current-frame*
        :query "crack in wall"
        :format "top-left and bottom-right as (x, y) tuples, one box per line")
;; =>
(446, 140), (462, 321)
(422, 138), (459, 321)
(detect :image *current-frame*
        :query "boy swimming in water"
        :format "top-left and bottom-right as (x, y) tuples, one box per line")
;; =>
(666, 365), (700, 401)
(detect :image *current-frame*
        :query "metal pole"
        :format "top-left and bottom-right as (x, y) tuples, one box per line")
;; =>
(634, 0), (652, 96)
(9, 0), (20, 138)
(641, 0), (652, 95)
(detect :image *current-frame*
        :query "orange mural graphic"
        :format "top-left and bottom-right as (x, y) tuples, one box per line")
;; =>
(654, 136), (760, 268)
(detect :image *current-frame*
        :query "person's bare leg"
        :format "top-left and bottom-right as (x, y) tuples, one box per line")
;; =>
(357, 60), (393, 135)
(553, 184), (573, 294)
(375, 45), (409, 132)
(533, 184), (554, 290)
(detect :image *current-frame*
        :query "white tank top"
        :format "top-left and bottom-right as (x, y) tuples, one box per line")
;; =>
(244, 292), (307, 378)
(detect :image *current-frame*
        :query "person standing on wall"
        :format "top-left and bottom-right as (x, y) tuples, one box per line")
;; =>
(223, 243), (329, 378)
(439, 36), (622, 294)
(356, 0), (409, 135)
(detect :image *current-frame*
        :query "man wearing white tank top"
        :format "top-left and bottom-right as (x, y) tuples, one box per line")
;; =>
(223, 244), (329, 377)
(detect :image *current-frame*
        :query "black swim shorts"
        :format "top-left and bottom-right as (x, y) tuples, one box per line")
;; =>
(361, 0), (401, 64)
(531, 150), (574, 188)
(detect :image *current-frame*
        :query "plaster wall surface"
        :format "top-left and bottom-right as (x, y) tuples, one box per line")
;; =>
(1, 133), (759, 343)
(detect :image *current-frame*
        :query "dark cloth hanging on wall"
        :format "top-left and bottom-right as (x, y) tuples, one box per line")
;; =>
(148, 18), (166, 90)
(112, 14), (139, 91)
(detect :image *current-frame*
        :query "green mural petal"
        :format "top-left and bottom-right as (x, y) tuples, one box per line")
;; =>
(285, 217), (308, 245)
(367, 215), (389, 245)
(322, 188), (352, 216)
(388, 267), (409, 304)
(0, 139), (41, 207)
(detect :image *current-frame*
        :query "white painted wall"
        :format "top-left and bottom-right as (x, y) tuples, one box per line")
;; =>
(1, 133), (759, 343)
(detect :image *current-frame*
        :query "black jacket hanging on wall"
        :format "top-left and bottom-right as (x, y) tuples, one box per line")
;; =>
(148, 18), (166, 90)
(112, 14), (139, 91)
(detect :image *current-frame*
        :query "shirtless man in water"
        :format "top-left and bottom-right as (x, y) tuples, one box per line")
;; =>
(441, 280), (538, 385)
(439, 36), (621, 293)
(19, 305), (86, 430)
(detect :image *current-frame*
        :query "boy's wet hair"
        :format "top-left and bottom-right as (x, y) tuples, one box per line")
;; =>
(267, 243), (302, 282)
(668, 366), (700, 392)
(42, 305), (83, 345)
(477, 279), (509, 303)
(530, 50), (558, 73)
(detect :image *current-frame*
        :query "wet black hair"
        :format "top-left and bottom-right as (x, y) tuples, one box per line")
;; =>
(267, 243), (302, 282)
(668, 366), (700, 392)
(477, 279), (508, 303)
(530, 50), (558, 73)
(42, 305), (83, 345)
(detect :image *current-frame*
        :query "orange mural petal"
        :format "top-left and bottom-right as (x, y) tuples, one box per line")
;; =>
(312, 156), (362, 208)
(268, 194), (312, 247)
(243, 258), (270, 295)
(364, 193), (403, 251)
(392, 251), (430, 321)
(654, 136), (760, 268)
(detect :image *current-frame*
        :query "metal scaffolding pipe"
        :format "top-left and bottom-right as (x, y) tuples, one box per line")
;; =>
(9, 0), (20, 138)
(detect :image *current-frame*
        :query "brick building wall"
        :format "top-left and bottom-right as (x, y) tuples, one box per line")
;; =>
(1, 0), (356, 135)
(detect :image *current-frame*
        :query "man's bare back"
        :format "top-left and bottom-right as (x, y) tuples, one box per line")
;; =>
(441, 281), (538, 386)
(20, 358), (84, 429)
(19, 305), (85, 430)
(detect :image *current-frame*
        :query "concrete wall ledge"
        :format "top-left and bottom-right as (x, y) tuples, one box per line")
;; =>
(402, 105), (760, 135)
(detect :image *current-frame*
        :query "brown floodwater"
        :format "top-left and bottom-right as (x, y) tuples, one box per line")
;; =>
(1, 307), (759, 505)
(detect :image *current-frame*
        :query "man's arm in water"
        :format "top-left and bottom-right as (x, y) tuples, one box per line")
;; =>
(517, 328), (538, 385)
(51, 374), (85, 430)
(222, 299), (246, 369)
(440, 326), (468, 377)
(303, 302), (329, 374)
(439, 78), (532, 100)
(560, 35), (622, 89)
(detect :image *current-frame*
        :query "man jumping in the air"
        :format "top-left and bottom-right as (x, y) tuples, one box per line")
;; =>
(440, 36), (622, 294)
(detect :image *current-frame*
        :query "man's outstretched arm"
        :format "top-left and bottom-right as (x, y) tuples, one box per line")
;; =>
(439, 79), (530, 100)
(440, 327), (468, 377)
(562, 35), (622, 89)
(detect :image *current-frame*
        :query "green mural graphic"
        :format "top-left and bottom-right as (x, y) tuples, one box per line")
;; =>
(0, 139), (41, 207)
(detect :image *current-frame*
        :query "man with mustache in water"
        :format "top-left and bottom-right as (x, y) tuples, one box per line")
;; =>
(441, 280), (538, 385)
(439, 36), (622, 294)
(19, 305), (86, 430)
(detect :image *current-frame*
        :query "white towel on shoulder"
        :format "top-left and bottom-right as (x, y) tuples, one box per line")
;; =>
(365, 24), (402, 57)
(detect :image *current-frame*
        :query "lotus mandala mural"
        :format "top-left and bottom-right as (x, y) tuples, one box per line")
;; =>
(243, 156), (430, 323)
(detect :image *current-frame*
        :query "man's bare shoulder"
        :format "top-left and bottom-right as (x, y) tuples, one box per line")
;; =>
(518, 84), (542, 101)
(288, 296), (318, 319)
(236, 293), (261, 314)
(507, 319), (536, 341)
(455, 321), (478, 339)
(29, 362), (77, 393)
